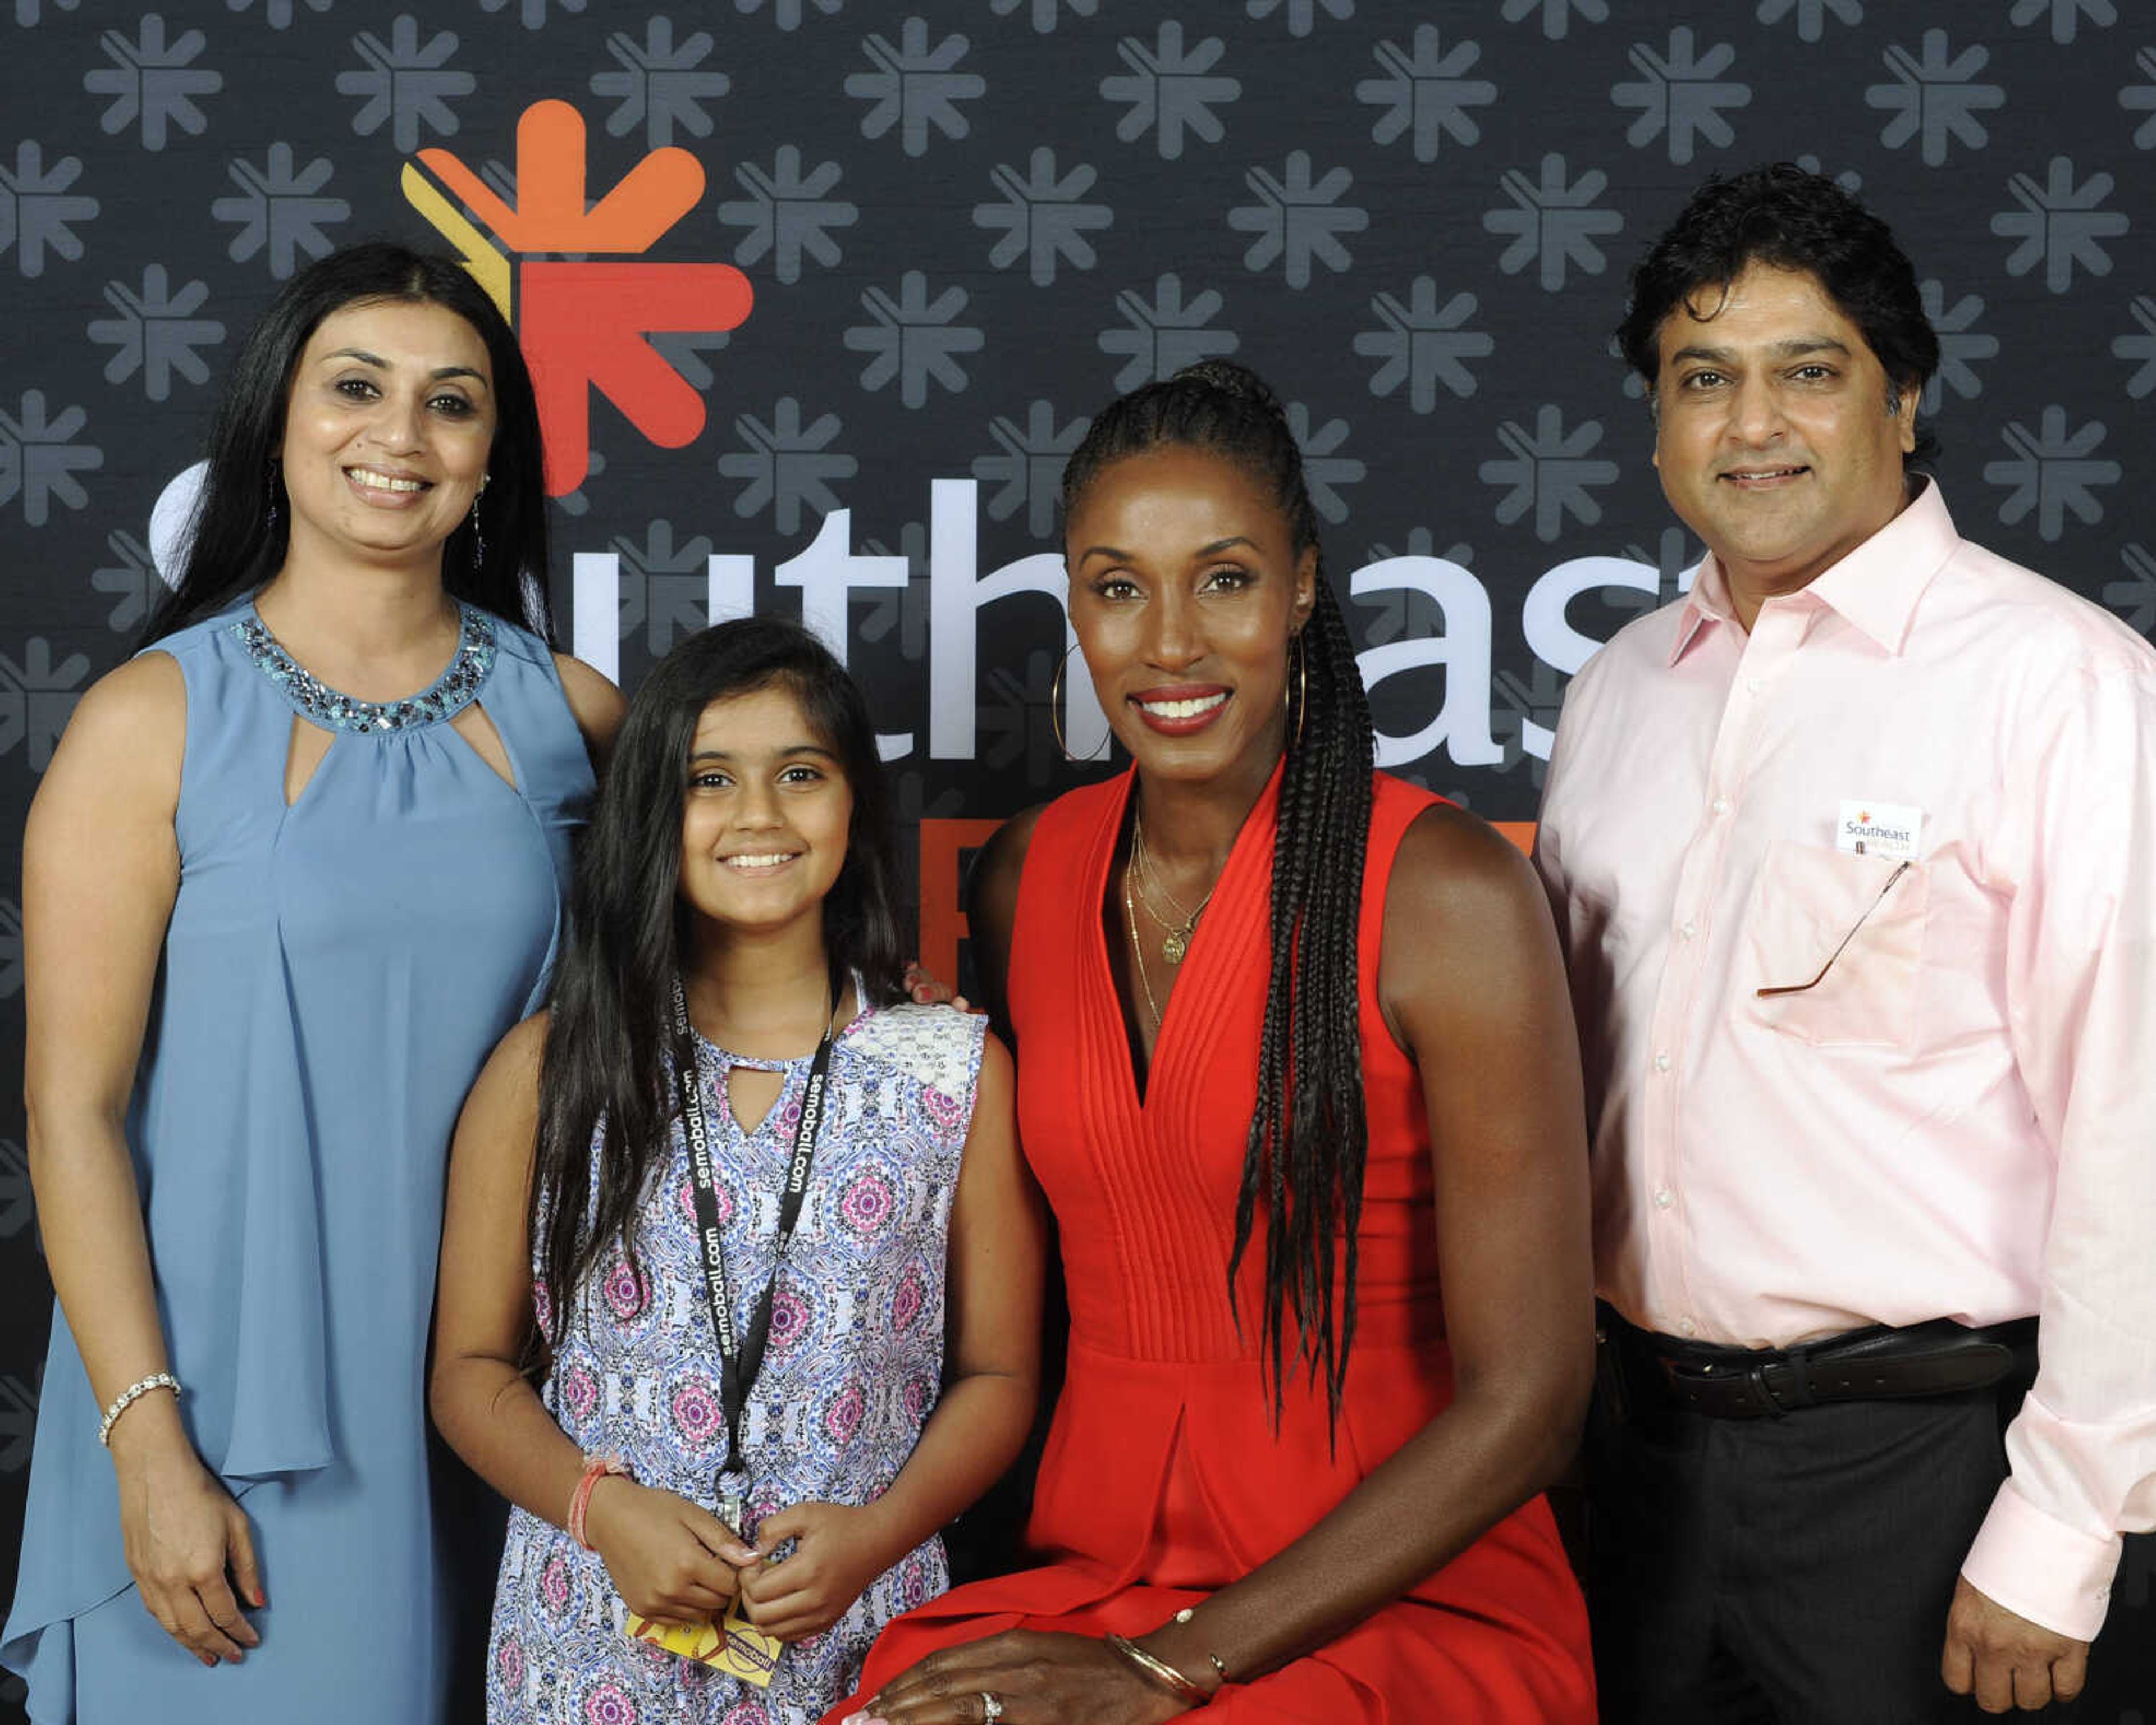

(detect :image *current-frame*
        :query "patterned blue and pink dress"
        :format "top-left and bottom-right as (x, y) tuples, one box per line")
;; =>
(487, 1000), (988, 1725)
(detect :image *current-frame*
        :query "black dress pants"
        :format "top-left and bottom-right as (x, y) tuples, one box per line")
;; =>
(1585, 1381), (2084, 1723)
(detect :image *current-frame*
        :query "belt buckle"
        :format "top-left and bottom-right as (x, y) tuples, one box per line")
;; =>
(1659, 1354), (1751, 1416)
(1744, 1359), (1792, 1417)
(1744, 1345), (1817, 1416)
(1660, 1349), (1810, 1418)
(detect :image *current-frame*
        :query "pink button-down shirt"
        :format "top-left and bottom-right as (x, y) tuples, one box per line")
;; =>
(1533, 481), (2156, 1640)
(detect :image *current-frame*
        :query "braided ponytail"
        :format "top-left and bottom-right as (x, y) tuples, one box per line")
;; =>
(1063, 361), (1377, 1432)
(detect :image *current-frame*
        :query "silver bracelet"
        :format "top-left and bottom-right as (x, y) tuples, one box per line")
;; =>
(97, 1372), (182, 1448)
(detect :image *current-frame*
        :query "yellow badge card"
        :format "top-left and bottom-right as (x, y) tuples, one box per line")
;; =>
(623, 1603), (784, 1687)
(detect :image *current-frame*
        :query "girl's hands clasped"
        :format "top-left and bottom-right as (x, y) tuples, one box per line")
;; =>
(581, 1476), (759, 1627)
(852, 1631), (1199, 1725)
(738, 1499), (898, 1642)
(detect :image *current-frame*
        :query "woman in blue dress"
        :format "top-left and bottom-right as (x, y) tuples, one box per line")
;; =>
(1, 243), (622, 1723)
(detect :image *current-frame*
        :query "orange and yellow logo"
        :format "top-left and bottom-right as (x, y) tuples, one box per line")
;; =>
(401, 99), (753, 497)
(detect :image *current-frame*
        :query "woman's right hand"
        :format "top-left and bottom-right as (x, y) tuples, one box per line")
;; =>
(110, 1409), (263, 1667)
(582, 1478), (759, 1626)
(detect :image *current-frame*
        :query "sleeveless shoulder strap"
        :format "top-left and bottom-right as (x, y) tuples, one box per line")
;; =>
(1356, 773), (1448, 1080)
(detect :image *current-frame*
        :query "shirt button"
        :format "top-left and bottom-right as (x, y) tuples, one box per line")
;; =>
(1653, 1051), (1672, 1073)
(1654, 1186), (1675, 1209)
(1680, 920), (1697, 941)
(1746, 677), (1762, 693)
(1678, 1317), (1698, 1337)
(1711, 796), (1730, 816)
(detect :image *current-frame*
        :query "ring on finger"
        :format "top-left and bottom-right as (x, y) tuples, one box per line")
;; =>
(980, 1693), (1004, 1722)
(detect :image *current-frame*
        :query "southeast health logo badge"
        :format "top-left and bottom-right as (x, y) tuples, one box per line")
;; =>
(403, 98), (754, 497)
(148, 99), (755, 579)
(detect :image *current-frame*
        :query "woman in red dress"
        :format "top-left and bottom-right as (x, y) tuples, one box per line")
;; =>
(826, 362), (1595, 1723)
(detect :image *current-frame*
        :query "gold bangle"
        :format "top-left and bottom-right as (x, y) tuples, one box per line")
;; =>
(1105, 1632), (1212, 1706)
(1172, 1606), (1231, 1684)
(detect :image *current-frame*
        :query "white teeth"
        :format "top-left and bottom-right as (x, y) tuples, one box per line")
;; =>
(724, 853), (795, 869)
(1138, 692), (1228, 719)
(349, 467), (427, 493)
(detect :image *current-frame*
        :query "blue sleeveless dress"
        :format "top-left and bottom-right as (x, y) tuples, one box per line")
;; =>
(1, 600), (593, 1724)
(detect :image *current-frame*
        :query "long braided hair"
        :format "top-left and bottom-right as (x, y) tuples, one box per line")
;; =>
(1062, 360), (1377, 1431)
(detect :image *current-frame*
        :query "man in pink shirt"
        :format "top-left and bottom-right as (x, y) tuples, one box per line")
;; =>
(1535, 163), (2156, 1721)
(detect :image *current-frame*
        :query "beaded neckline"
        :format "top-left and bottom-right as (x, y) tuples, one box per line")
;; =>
(230, 605), (496, 733)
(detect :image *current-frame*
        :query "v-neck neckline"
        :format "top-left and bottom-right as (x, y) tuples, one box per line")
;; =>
(691, 983), (866, 1138)
(1094, 765), (1282, 1113)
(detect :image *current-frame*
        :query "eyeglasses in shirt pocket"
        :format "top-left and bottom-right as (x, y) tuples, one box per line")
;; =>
(1741, 840), (1929, 1049)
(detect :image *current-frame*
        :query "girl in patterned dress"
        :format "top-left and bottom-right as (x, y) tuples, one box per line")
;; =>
(432, 619), (1045, 1725)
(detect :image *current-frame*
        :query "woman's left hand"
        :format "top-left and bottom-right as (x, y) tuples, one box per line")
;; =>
(902, 961), (971, 1013)
(848, 1631), (1197, 1724)
(735, 1501), (893, 1642)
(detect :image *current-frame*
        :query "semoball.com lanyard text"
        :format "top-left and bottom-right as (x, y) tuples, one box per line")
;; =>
(670, 967), (843, 1540)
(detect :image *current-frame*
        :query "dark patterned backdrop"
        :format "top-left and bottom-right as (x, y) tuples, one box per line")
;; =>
(3, 1), (2152, 1717)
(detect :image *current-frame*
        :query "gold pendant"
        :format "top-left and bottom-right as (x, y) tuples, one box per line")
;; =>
(1162, 929), (1188, 964)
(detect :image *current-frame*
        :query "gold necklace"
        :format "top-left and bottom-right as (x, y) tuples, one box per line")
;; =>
(1122, 858), (1164, 1029)
(1130, 805), (1216, 965)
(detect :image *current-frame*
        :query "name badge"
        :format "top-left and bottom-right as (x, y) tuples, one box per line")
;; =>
(625, 1600), (784, 1686)
(1835, 799), (1922, 861)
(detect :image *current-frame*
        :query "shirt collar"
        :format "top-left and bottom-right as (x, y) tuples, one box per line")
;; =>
(1665, 477), (1959, 666)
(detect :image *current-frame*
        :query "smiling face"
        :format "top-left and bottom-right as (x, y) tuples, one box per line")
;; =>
(277, 298), (496, 573)
(677, 683), (854, 951)
(1065, 444), (1317, 793)
(1652, 262), (1919, 623)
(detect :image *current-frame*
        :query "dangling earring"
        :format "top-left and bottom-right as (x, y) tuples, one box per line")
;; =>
(1049, 642), (1107, 762)
(266, 458), (282, 535)
(1283, 630), (1308, 752)
(469, 475), (488, 572)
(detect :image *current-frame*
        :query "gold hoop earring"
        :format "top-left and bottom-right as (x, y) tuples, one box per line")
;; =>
(1049, 642), (1107, 763)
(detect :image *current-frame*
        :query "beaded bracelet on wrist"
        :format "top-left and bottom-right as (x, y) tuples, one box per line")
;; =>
(567, 1454), (631, 1550)
(97, 1373), (181, 1448)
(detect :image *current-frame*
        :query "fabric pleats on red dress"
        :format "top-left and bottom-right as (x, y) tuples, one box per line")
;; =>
(823, 769), (1595, 1722)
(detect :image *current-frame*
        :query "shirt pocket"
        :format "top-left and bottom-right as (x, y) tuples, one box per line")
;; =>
(1741, 840), (1929, 1049)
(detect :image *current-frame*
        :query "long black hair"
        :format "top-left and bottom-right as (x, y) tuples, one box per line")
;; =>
(1062, 360), (1377, 1430)
(1616, 163), (1942, 462)
(531, 618), (911, 1344)
(140, 240), (552, 646)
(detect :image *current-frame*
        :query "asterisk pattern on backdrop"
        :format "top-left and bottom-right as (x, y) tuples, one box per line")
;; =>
(1, 10), (2150, 1718)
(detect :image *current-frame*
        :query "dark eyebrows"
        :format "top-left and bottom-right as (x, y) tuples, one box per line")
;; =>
(1075, 535), (1259, 566)
(1668, 337), (1854, 367)
(320, 348), (490, 389)
(687, 743), (839, 764)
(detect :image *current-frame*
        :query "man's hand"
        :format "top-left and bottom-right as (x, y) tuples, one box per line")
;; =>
(1941, 1576), (2089, 1713)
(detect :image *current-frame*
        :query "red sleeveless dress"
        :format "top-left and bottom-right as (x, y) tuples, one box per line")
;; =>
(825, 770), (1594, 1722)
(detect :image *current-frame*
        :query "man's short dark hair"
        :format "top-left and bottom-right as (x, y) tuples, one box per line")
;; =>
(1616, 165), (1942, 456)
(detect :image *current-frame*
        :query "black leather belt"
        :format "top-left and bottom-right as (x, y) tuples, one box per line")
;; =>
(1602, 1311), (2039, 1420)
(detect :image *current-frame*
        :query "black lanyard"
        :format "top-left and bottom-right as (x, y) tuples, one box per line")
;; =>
(672, 968), (842, 1531)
